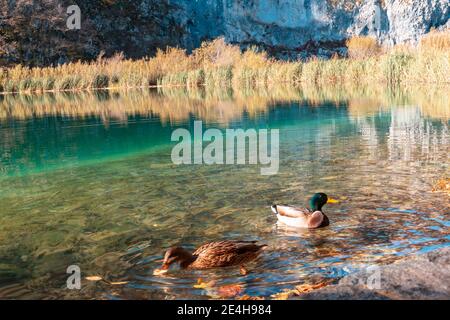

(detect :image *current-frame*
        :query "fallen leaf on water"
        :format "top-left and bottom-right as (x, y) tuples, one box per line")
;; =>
(271, 289), (299, 300)
(271, 281), (332, 299)
(432, 178), (450, 195)
(320, 176), (338, 180)
(85, 276), (128, 285)
(109, 281), (129, 285)
(296, 281), (331, 293)
(238, 295), (264, 300)
(193, 278), (216, 289)
(217, 284), (243, 298)
(85, 276), (102, 281)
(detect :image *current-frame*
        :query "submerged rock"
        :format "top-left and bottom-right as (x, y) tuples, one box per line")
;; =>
(298, 247), (450, 300)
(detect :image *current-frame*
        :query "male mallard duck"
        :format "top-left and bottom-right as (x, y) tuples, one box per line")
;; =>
(271, 193), (338, 229)
(156, 240), (267, 275)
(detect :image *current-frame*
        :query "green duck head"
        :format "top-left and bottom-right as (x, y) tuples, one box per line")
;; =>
(309, 193), (329, 211)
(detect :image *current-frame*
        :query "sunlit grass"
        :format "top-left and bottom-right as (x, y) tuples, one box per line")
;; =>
(346, 36), (381, 59)
(0, 32), (449, 94)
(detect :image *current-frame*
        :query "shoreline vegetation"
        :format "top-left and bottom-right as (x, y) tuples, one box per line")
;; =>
(0, 31), (449, 94)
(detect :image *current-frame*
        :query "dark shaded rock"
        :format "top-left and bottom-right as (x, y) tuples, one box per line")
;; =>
(298, 248), (450, 300)
(0, 0), (186, 66)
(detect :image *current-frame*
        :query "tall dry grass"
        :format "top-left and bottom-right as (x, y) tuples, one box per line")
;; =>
(0, 32), (449, 94)
(346, 36), (381, 59)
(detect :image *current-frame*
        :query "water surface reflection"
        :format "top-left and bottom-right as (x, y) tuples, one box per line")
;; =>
(0, 86), (448, 299)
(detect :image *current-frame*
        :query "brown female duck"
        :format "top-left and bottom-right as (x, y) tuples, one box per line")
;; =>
(156, 240), (267, 275)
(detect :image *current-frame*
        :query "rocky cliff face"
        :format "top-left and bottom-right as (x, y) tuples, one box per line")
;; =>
(181, 0), (449, 58)
(1, 0), (449, 66)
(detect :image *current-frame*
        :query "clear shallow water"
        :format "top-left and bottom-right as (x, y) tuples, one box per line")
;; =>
(0, 88), (449, 299)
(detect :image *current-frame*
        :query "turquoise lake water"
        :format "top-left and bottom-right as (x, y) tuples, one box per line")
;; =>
(0, 89), (448, 299)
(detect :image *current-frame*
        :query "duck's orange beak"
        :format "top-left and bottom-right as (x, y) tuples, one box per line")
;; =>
(153, 262), (170, 276)
(161, 263), (170, 270)
(327, 197), (340, 204)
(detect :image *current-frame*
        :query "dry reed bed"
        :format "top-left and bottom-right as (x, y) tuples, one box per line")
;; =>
(0, 30), (449, 94)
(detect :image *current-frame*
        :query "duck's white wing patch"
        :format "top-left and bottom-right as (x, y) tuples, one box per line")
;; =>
(277, 214), (309, 228)
(273, 205), (309, 218)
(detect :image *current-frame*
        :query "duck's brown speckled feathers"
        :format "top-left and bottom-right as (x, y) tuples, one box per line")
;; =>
(189, 240), (267, 269)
